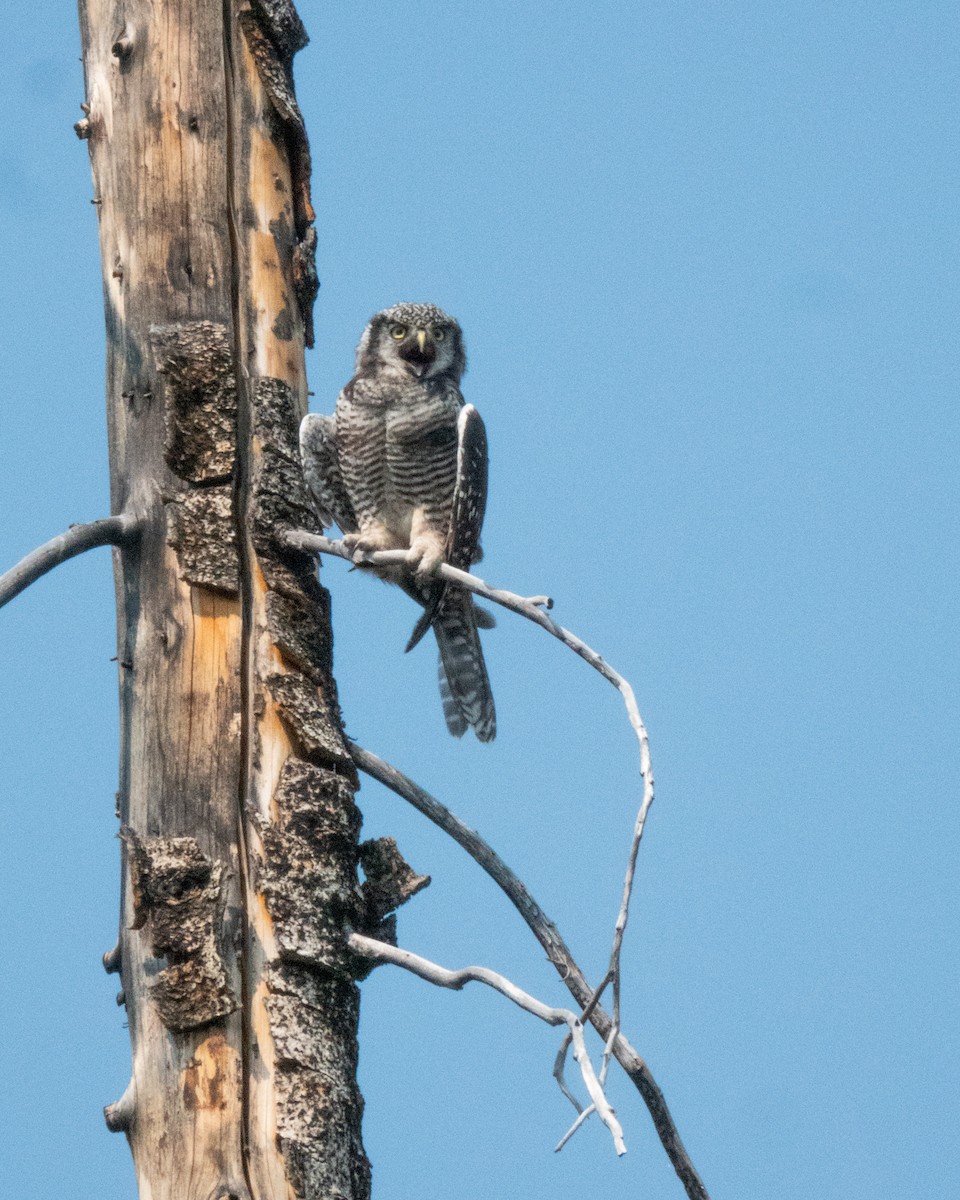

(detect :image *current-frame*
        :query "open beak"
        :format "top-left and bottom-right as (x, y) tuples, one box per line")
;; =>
(399, 328), (436, 377)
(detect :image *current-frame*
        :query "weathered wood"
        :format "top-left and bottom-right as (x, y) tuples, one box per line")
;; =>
(77, 2), (374, 1196)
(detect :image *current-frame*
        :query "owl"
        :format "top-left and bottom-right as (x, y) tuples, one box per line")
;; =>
(300, 302), (496, 742)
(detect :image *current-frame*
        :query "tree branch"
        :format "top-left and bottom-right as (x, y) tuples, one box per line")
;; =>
(292, 533), (706, 1195)
(0, 514), (138, 610)
(349, 744), (709, 1200)
(285, 530), (655, 1053)
(347, 930), (626, 1157)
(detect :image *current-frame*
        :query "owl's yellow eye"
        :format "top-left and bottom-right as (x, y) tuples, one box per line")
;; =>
(433, 326), (446, 341)
(390, 324), (407, 340)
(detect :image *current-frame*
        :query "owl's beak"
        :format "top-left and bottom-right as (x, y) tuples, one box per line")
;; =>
(399, 328), (436, 377)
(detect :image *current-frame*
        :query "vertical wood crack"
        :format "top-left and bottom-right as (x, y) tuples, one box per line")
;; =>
(219, 10), (260, 1199)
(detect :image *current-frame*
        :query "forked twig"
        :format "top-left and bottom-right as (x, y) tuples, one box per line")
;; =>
(348, 931), (626, 1156)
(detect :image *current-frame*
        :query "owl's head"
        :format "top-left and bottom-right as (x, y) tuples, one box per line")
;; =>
(355, 302), (466, 383)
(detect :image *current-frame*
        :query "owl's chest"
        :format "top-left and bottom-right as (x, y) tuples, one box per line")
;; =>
(342, 386), (456, 463)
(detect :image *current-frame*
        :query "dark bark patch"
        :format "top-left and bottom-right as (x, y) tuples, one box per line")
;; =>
(276, 1077), (369, 1200)
(123, 829), (237, 1031)
(166, 485), (240, 594)
(267, 588), (332, 680)
(151, 321), (237, 483)
(273, 759), (361, 845)
(240, 9), (316, 341)
(250, 453), (319, 592)
(267, 976), (359, 1076)
(253, 451), (319, 535)
(267, 964), (369, 1200)
(272, 304), (295, 342)
(250, 0), (310, 57)
(258, 546), (322, 601)
(359, 837), (431, 926)
(249, 378), (325, 592)
(251, 376), (301, 457)
(239, 11), (305, 137)
(292, 228), (318, 349)
(256, 818), (360, 970)
(266, 672), (352, 768)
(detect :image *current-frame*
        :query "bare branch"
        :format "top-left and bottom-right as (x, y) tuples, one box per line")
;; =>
(552, 1032), (582, 1115)
(292, 534), (706, 1193)
(0, 514), (138, 611)
(348, 930), (626, 1157)
(349, 744), (710, 1200)
(286, 532), (655, 1041)
(556, 1102), (596, 1153)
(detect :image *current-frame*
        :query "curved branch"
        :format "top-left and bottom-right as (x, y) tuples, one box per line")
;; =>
(0, 514), (138, 610)
(348, 931), (626, 1156)
(349, 744), (709, 1200)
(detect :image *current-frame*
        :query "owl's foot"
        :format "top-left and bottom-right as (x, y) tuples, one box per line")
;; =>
(408, 532), (446, 579)
(344, 523), (394, 557)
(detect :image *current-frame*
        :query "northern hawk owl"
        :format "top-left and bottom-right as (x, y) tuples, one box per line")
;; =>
(300, 303), (496, 742)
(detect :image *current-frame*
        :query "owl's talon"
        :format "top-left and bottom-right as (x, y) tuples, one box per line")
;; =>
(342, 533), (369, 560)
(414, 553), (443, 580)
(407, 534), (445, 580)
(345, 524), (394, 558)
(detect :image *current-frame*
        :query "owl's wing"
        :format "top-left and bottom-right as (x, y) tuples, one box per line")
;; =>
(446, 403), (488, 570)
(299, 412), (358, 534)
(405, 404), (488, 652)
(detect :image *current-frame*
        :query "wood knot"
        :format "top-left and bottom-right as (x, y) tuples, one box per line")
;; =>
(103, 1079), (135, 1133)
(111, 26), (135, 68)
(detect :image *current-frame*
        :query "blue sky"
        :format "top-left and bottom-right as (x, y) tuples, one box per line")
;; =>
(1, 3), (958, 1197)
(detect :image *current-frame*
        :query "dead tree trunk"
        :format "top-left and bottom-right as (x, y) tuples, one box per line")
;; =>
(78, 2), (371, 1195)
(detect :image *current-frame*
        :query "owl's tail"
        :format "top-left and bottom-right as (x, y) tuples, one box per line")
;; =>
(434, 594), (496, 743)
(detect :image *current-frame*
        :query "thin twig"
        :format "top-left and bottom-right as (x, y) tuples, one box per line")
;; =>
(556, 1102), (597, 1153)
(552, 1033), (583, 1115)
(348, 930), (626, 1156)
(289, 531), (655, 1123)
(0, 514), (137, 610)
(552, 975), (612, 1120)
(349, 744), (709, 1200)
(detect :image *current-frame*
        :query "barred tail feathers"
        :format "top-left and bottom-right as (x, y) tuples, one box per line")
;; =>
(437, 653), (468, 738)
(434, 598), (496, 743)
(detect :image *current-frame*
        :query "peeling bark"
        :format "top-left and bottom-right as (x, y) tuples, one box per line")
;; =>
(151, 320), (237, 484)
(124, 830), (237, 1031)
(266, 587), (334, 679)
(250, 0), (310, 58)
(360, 837), (432, 926)
(166, 485), (240, 593)
(255, 812), (361, 969)
(267, 671), (353, 767)
(268, 965), (369, 1200)
(238, 13), (317, 346)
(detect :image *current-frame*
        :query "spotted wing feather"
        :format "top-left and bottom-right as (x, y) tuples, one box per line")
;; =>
(405, 404), (488, 651)
(299, 413), (358, 534)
